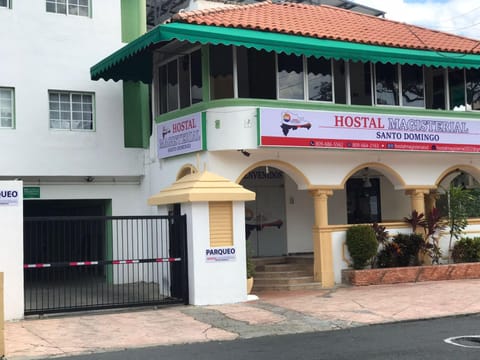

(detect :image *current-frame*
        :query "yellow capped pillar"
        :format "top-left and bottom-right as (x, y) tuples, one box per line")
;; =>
(311, 189), (334, 288)
(405, 188), (430, 216)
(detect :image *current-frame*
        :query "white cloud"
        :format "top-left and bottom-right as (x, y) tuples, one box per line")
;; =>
(357, 0), (480, 39)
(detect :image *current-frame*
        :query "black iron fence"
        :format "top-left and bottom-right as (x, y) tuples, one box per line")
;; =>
(24, 215), (188, 315)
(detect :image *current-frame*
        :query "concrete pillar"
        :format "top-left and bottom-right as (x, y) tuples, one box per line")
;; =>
(405, 188), (430, 216)
(0, 181), (24, 320)
(0, 273), (4, 358)
(311, 189), (334, 288)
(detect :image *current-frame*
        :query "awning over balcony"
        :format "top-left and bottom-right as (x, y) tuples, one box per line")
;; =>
(91, 22), (480, 84)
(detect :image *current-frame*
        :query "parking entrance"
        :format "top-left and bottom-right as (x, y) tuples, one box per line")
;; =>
(23, 212), (188, 315)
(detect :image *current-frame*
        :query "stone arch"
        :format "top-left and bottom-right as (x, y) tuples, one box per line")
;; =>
(435, 164), (480, 187)
(235, 160), (311, 189)
(176, 164), (199, 180)
(340, 162), (406, 189)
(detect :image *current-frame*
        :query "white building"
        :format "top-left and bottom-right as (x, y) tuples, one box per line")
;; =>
(0, 0), (157, 320)
(0, 0), (150, 218)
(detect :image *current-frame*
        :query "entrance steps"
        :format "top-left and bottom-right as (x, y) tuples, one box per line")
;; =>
(251, 255), (323, 291)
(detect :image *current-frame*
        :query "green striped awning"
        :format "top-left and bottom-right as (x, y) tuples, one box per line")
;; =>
(91, 22), (480, 83)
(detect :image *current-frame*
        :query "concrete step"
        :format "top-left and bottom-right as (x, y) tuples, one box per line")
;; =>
(285, 255), (314, 264)
(253, 281), (323, 292)
(263, 263), (312, 272)
(251, 255), (315, 291)
(254, 276), (315, 285)
(254, 270), (312, 279)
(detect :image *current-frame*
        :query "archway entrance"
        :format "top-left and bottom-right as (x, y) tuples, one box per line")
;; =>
(241, 166), (287, 257)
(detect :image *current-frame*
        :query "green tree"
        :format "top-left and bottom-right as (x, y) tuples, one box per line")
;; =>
(446, 185), (475, 262)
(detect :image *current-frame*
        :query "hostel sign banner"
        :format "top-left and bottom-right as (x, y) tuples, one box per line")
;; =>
(157, 112), (204, 159)
(259, 107), (480, 153)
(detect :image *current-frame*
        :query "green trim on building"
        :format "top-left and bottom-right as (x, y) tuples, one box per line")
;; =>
(201, 111), (207, 150)
(201, 45), (210, 102)
(121, 0), (147, 43)
(155, 98), (480, 124)
(120, 0), (150, 149)
(256, 107), (261, 146)
(105, 199), (113, 284)
(123, 81), (151, 148)
(91, 22), (480, 83)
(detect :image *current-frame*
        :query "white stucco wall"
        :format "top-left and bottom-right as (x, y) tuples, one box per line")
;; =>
(0, 181), (24, 320)
(183, 201), (247, 305)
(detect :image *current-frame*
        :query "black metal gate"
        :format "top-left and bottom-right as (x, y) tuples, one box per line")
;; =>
(23, 215), (188, 315)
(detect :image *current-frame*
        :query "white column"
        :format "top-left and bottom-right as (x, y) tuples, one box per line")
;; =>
(0, 181), (24, 320)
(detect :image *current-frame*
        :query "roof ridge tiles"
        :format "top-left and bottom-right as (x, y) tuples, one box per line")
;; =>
(167, 0), (480, 54)
(171, 0), (272, 22)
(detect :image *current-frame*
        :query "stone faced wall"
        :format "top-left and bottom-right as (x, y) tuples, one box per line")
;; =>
(342, 263), (480, 286)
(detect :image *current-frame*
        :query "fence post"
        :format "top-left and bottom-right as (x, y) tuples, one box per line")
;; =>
(0, 272), (5, 358)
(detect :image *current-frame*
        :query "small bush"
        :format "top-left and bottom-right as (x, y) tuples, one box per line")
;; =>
(452, 237), (480, 263)
(346, 225), (378, 269)
(376, 233), (424, 268)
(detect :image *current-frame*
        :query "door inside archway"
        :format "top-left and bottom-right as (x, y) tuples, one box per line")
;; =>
(241, 167), (287, 257)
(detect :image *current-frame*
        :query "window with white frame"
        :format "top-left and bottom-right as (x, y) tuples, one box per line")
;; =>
(375, 63), (399, 106)
(0, 87), (14, 128)
(49, 91), (94, 130)
(277, 53), (304, 100)
(307, 56), (333, 102)
(401, 64), (424, 108)
(0, 0), (11, 8)
(467, 69), (480, 110)
(46, 0), (90, 17)
(157, 49), (203, 115)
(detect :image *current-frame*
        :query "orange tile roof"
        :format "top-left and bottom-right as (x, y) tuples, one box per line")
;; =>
(172, 0), (480, 54)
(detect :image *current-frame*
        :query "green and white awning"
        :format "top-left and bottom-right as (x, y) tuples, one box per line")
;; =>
(91, 22), (480, 83)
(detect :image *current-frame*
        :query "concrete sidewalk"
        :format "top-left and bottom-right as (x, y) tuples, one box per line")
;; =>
(7, 279), (480, 359)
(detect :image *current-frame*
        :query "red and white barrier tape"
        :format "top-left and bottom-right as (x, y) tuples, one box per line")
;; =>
(24, 257), (182, 269)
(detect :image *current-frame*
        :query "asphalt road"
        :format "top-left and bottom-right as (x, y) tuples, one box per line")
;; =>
(43, 314), (480, 360)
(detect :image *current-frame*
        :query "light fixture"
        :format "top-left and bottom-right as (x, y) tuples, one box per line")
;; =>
(362, 168), (372, 188)
(266, 166), (269, 174)
(85, 176), (95, 183)
(238, 149), (250, 157)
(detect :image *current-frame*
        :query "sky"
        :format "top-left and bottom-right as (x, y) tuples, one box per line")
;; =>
(356, 0), (480, 39)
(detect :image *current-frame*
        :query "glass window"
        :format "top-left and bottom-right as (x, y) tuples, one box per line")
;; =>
(346, 178), (381, 224)
(49, 91), (94, 131)
(237, 48), (276, 99)
(466, 69), (480, 111)
(449, 69), (465, 110)
(209, 45), (234, 100)
(307, 57), (332, 102)
(179, 55), (191, 109)
(375, 63), (399, 106)
(167, 60), (178, 112)
(190, 50), (203, 104)
(0, 87), (14, 128)
(278, 54), (304, 100)
(0, 0), (11, 8)
(158, 65), (168, 115)
(350, 61), (372, 106)
(401, 64), (424, 108)
(46, 0), (90, 17)
(157, 50), (203, 114)
(333, 59), (347, 104)
(425, 67), (446, 110)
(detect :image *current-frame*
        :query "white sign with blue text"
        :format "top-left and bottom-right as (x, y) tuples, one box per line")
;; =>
(0, 189), (19, 206)
(157, 112), (203, 159)
(205, 247), (236, 263)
